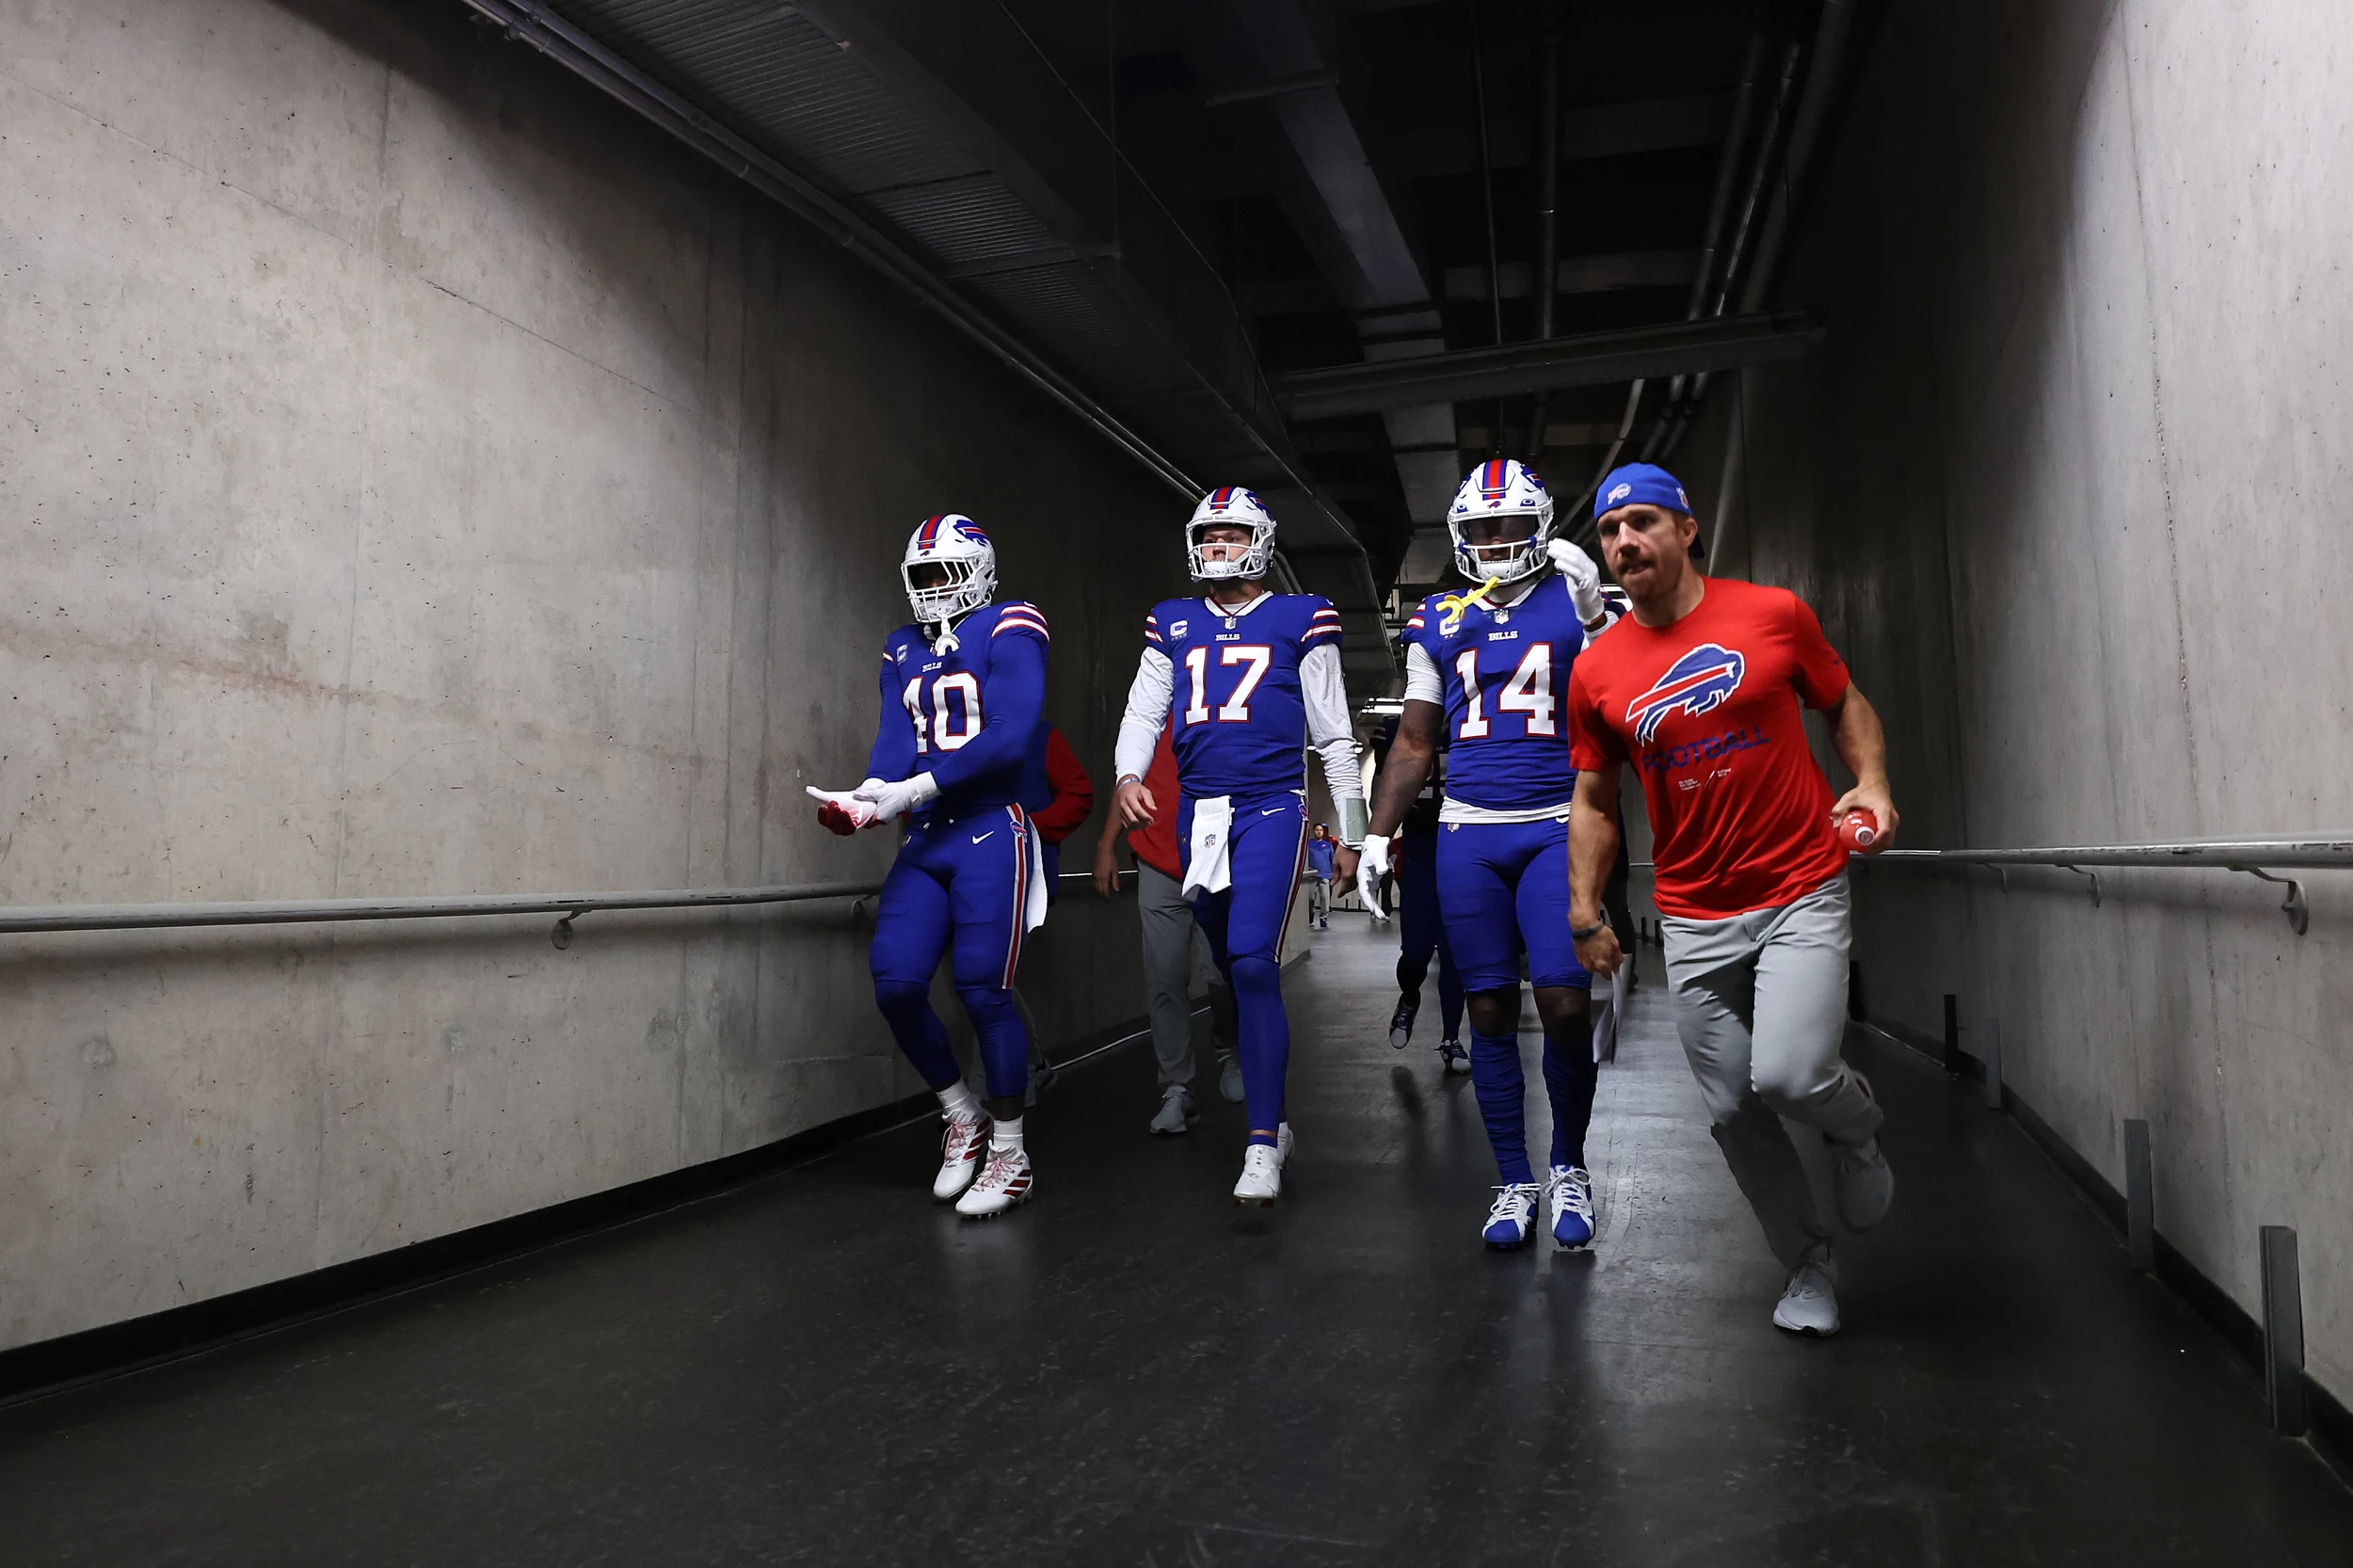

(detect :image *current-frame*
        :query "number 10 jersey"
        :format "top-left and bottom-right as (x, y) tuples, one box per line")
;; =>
(1403, 572), (1585, 812)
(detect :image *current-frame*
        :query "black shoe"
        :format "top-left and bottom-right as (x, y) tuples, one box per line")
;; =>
(1389, 995), (1418, 1050)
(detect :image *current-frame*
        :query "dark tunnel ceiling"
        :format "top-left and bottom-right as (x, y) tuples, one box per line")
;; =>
(464, 0), (1859, 664)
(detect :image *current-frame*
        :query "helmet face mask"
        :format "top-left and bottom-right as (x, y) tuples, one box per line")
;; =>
(1185, 488), (1278, 583)
(1447, 459), (1556, 584)
(902, 514), (998, 623)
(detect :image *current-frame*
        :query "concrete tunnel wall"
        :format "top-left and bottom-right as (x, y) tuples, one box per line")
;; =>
(0, 0), (1193, 1351)
(1676, 0), (2353, 1409)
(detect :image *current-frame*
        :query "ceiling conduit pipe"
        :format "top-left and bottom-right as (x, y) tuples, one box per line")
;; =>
(1661, 0), (1856, 466)
(1646, 24), (1770, 451)
(1642, 30), (1803, 461)
(1467, 0), (1506, 455)
(1519, 6), (1566, 462)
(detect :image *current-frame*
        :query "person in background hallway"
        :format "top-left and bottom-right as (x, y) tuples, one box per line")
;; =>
(1567, 463), (1897, 1335)
(808, 514), (1050, 1220)
(1358, 459), (1613, 1251)
(1011, 723), (1094, 1104)
(1114, 486), (1365, 1205)
(1372, 715), (1465, 1073)
(1305, 824), (1337, 929)
(1094, 718), (1241, 1135)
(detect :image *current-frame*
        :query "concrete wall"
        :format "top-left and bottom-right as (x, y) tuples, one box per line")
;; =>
(1712, 0), (2353, 1406)
(0, 0), (1189, 1350)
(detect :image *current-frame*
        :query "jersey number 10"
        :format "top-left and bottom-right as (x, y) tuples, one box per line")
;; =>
(1454, 644), (1555, 739)
(903, 673), (982, 754)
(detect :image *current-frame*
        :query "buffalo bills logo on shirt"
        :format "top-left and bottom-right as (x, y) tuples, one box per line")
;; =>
(1627, 644), (1746, 745)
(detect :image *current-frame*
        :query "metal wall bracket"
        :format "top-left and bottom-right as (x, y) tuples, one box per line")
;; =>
(2229, 866), (2309, 935)
(552, 908), (586, 950)
(2057, 864), (2101, 906)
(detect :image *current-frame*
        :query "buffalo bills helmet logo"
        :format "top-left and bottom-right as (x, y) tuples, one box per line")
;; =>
(1626, 644), (1745, 745)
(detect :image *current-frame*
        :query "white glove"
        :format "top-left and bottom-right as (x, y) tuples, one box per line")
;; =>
(1548, 536), (1608, 627)
(807, 785), (881, 836)
(1355, 831), (1392, 916)
(859, 772), (939, 824)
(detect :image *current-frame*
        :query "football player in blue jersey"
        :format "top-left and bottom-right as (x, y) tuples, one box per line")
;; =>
(1112, 488), (1367, 1206)
(1356, 460), (1615, 1250)
(806, 514), (1052, 1219)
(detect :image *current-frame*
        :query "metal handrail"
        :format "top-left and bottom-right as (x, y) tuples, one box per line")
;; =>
(0, 868), (1137, 946)
(1861, 839), (2353, 936)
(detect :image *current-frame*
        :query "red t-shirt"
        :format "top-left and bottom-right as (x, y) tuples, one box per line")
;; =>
(1126, 722), (1185, 878)
(1567, 577), (1850, 920)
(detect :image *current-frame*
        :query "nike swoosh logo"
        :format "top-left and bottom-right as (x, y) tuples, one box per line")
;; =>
(1261, 808), (1286, 816)
(970, 832), (995, 844)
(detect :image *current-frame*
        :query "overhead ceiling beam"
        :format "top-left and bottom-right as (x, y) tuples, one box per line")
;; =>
(1274, 312), (1820, 420)
(1390, 94), (1733, 181)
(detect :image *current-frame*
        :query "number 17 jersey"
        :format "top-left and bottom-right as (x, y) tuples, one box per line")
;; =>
(1404, 571), (1584, 812)
(1145, 593), (1341, 797)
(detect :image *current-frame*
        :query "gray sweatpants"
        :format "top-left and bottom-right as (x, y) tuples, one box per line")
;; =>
(1662, 875), (1882, 1270)
(1138, 861), (1238, 1088)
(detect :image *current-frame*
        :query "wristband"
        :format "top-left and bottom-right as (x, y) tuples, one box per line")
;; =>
(1570, 919), (1609, 940)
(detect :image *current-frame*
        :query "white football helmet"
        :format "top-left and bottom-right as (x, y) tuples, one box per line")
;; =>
(1447, 459), (1557, 584)
(1186, 487), (1278, 582)
(901, 513), (997, 624)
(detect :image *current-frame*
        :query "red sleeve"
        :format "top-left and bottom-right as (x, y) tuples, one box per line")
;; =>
(1033, 726), (1094, 843)
(1566, 657), (1626, 773)
(1785, 592), (1851, 711)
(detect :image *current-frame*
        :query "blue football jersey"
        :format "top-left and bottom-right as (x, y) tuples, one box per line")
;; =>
(1405, 572), (1583, 811)
(1146, 593), (1341, 797)
(870, 600), (1051, 824)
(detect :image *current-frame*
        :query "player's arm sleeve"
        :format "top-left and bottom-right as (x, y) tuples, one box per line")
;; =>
(1300, 641), (1368, 845)
(1785, 593), (1852, 710)
(1401, 639), (1444, 705)
(867, 648), (917, 782)
(1565, 661), (1627, 774)
(1113, 646), (1176, 784)
(1033, 726), (1095, 843)
(922, 630), (1047, 792)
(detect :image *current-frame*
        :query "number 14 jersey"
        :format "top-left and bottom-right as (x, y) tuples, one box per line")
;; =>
(1403, 571), (1585, 812)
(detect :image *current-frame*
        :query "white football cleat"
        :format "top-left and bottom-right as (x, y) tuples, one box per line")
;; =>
(1546, 1165), (1595, 1249)
(1481, 1182), (1541, 1250)
(954, 1145), (1033, 1219)
(932, 1113), (987, 1201)
(1233, 1144), (1283, 1206)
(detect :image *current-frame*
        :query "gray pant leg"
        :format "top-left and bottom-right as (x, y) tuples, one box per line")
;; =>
(1137, 863), (1200, 1088)
(1307, 878), (1329, 922)
(1665, 901), (1826, 1272)
(1751, 878), (1881, 1147)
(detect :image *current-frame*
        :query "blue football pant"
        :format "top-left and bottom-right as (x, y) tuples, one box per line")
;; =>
(1438, 817), (1595, 1184)
(870, 806), (1036, 1102)
(1395, 826), (1464, 1040)
(1182, 792), (1309, 1147)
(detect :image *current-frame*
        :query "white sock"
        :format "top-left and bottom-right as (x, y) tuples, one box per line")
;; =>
(937, 1080), (982, 1121)
(990, 1115), (1025, 1155)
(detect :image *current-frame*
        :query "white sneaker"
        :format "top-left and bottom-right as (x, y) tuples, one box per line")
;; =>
(1772, 1255), (1841, 1336)
(1481, 1182), (1540, 1250)
(932, 1113), (987, 1201)
(1150, 1084), (1196, 1135)
(1232, 1144), (1282, 1206)
(1217, 1052), (1245, 1104)
(1833, 1136), (1894, 1231)
(1545, 1165), (1595, 1249)
(954, 1145), (1033, 1218)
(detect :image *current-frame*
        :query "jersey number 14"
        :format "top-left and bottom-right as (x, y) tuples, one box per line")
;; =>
(1454, 644), (1555, 740)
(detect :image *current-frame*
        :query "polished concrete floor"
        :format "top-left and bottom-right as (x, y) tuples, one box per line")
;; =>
(3, 920), (2349, 1565)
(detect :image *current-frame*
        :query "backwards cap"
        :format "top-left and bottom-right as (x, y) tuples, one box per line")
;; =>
(1594, 462), (1703, 558)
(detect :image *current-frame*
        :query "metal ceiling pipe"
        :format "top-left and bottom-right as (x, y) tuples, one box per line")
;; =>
(1662, 0), (1859, 466)
(1520, 7), (1566, 461)
(1646, 30), (1804, 460)
(1658, 25), (1770, 417)
(1467, 0), (1506, 456)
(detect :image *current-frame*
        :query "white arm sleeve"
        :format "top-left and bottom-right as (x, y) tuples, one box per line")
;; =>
(1300, 644), (1365, 840)
(1402, 640), (1444, 705)
(1113, 646), (1176, 784)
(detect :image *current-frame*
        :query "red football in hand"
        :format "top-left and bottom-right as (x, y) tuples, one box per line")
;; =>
(1837, 808), (1881, 854)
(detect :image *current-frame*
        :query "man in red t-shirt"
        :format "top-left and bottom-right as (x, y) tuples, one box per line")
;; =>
(1565, 463), (1897, 1338)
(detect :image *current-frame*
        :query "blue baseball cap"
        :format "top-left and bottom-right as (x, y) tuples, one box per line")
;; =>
(1593, 462), (1702, 557)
